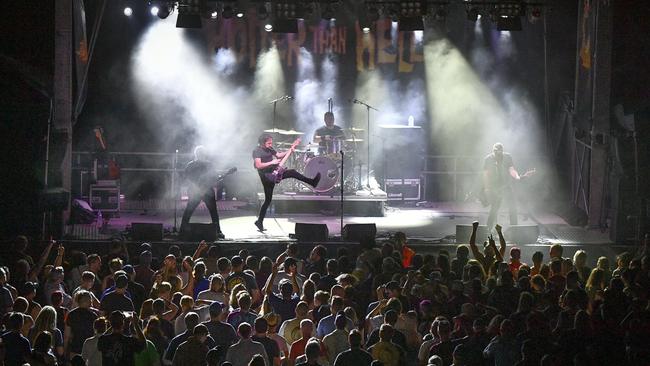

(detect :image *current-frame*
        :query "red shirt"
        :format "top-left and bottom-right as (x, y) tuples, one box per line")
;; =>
(402, 246), (416, 268)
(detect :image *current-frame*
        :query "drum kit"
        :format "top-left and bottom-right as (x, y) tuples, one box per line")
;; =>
(263, 127), (365, 193)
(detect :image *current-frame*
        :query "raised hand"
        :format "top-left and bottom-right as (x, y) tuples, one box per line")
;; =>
(495, 224), (502, 233)
(472, 221), (479, 229)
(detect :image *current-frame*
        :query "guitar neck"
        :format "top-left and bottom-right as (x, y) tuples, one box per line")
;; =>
(278, 150), (292, 167)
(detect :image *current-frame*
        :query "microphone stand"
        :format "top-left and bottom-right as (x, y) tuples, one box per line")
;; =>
(172, 149), (179, 233)
(269, 95), (289, 132)
(351, 99), (379, 191)
(340, 150), (344, 238)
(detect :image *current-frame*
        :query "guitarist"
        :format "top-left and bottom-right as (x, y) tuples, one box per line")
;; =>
(483, 142), (535, 232)
(180, 145), (225, 239)
(253, 134), (321, 232)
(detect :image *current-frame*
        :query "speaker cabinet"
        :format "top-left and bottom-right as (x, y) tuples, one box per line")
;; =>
(455, 225), (489, 244)
(294, 223), (329, 242)
(131, 223), (164, 242)
(342, 223), (377, 242)
(504, 225), (540, 244)
(182, 223), (218, 242)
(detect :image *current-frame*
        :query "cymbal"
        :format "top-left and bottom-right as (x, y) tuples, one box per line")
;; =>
(345, 127), (365, 132)
(283, 129), (305, 135)
(264, 128), (289, 134)
(344, 138), (364, 142)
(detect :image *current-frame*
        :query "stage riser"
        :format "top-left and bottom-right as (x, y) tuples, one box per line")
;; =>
(271, 199), (384, 217)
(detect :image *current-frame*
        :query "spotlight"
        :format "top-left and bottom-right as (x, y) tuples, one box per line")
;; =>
(236, 11), (244, 18)
(210, 10), (218, 19)
(157, 5), (171, 19)
(123, 7), (133, 17)
(362, 26), (370, 34)
(150, 6), (160, 16)
(222, 5), (234, 18)
(264, 23), (273, 32)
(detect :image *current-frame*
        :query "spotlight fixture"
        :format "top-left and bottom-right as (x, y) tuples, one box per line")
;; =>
(400, 1), (426, 17)
(157, 4), (171, 19)
(264, 23), (273, 32)
(123, 6), (133, 17)
(150, 6), (160, 16)
(210, 10), (218, 19)
(362, 26), (370, 34)
(236, 11), (244, 18)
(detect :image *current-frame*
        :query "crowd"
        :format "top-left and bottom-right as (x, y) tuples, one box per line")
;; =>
(1, 222), (649, 366)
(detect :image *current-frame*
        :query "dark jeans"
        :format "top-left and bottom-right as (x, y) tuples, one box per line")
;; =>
(257, 169), (313, 223)
(486, 186), (518, 231)
(181, 188), (221, 232)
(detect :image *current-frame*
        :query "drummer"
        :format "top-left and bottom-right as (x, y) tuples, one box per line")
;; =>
(313, 111), (345, 155)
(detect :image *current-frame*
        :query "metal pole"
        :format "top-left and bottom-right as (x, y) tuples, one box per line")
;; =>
(366, 105), (370, 189)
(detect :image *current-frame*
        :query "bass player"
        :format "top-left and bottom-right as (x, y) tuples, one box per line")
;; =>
(253, 133), (320, 232)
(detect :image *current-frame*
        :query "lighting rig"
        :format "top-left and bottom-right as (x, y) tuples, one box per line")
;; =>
(123, 1), (544, 32)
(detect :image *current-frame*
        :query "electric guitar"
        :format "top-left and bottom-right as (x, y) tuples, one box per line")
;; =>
(467, 169), (537, 207)
(215, 167), (237, 185)
(265, 138), (301, 183)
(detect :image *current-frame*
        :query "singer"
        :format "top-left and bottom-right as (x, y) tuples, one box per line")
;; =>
(313, 111), (345, 155)
(482, 143), (534, 232)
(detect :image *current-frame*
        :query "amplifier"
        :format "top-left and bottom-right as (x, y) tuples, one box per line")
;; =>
(90, 184), (120, 212)
(385, 178), (421, 201)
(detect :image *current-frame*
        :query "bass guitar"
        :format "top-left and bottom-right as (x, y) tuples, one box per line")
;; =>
(265, 138), (301, 183)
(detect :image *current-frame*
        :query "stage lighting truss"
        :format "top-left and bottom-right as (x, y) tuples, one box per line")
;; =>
(273, 0), (300, 19)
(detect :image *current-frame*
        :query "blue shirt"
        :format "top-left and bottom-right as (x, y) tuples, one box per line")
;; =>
(316, 314), (354, 339)
(268, 292), (300, 323)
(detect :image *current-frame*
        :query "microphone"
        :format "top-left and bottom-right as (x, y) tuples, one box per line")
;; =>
(349, 98), (360, 104)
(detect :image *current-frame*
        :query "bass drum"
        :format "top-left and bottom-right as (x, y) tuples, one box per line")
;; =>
(304, 156), (339, 193)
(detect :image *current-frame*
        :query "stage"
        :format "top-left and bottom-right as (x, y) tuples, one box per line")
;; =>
(62, 200), (623, 263)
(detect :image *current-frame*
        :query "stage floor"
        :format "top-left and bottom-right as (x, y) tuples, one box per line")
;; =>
(74, 201), (611, 245)
(62, 201), (630, 265)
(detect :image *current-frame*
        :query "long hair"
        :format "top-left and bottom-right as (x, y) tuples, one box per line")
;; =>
(258, 133), (272, 146)
(31, 306), (57, 344)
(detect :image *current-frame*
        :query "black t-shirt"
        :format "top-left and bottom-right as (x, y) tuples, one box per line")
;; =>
(333, 348), (374, 366)
(314, 125), (345, 147)
(225, 271), (259, 293)
(97, 332), (146, 366)
(483, 152), (514, 191)
(1, 331), (32, 366)
(201, 320), (238, 348)
(251, 335), (281, 361)
(252, 147), (278, 175)
(100, 291), (134, 314)
(66, 307), (98, 353)
(185, 160), (212, 193)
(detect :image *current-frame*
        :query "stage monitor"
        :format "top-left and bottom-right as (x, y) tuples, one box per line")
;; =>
(294, 223), (329, 242)
(342, 223), (377, 242)
(131, 222), (164, 242)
